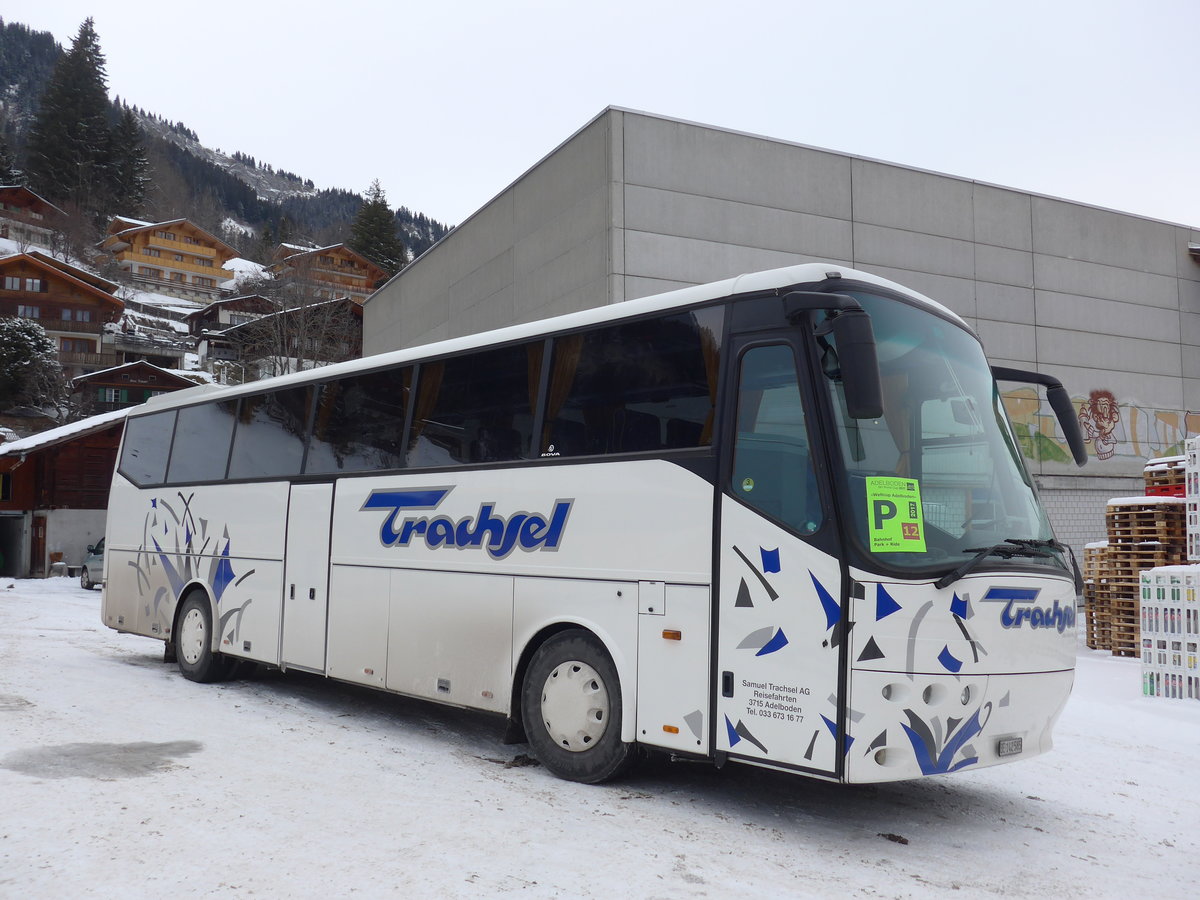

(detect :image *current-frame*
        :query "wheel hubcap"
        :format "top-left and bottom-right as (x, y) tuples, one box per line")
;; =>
(179, 607), (205, 665)
(540, 659), (609, 752)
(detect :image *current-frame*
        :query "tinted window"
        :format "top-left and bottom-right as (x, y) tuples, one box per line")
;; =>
(407, 343), (543, 467)
(540, 308), (723, 457)
(732, 344), (821, 535)
(166, 400), (237, 482)
(119, 410), (176, 486)
(227, 387), (314, 479)
(306, 367), (411, 474)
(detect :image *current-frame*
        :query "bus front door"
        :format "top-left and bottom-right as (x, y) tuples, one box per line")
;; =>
(715, 339), (844, 778)
(280, 482), (334, 672)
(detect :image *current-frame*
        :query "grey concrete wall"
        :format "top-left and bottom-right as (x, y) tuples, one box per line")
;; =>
(608, 111), (1200, 483)
(364, 107), (1200, 491)
(364, 114), (616, 354)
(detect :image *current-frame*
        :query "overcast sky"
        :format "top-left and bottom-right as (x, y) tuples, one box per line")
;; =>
(17, 0), (1200, 230)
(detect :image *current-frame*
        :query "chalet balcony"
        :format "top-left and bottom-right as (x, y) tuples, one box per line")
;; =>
(312, 263), (370, 280)
(39, 319), (104, 336)
(57, 350), (120, 368)
(0, 306), (106, 334)
(129, 250), (232, 279)
(128, 270), (224, 300)
(104, 332), (188, 362)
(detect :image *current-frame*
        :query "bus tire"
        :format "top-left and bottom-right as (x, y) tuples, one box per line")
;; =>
(175, 593), (230, 684)
(521, 630), (635, 784)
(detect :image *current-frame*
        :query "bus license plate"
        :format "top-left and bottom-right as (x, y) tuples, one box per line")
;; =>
(997, 737), (1023, 757)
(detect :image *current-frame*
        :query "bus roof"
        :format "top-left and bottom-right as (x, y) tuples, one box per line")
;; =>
(140, 262), (966, 415)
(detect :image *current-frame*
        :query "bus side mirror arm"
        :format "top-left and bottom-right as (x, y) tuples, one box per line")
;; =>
(991, 366), (1088, 467)
(783, 292), (883, 420)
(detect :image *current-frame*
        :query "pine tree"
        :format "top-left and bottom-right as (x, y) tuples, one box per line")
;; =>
(0, 317), (65, 411)
(24, 18), (113, 211)
(0, 133), (20, 184)
(348, 180), (407, 277)
(108, 106), (150, 216)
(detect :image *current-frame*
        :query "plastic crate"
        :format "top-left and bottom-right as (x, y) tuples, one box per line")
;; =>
(1139, 566), (1200, 701)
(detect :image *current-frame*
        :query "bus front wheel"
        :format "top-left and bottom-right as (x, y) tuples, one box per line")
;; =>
(521, 630), (634, 783)
(175, 594), (230, 683)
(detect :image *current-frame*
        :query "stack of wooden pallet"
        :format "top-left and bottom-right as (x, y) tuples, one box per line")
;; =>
(1084, 456), (1188, 655)
(1144, 456), (1187, 497)
(1083, 541), (1110, 650)
(1086, 456), (1189, 655)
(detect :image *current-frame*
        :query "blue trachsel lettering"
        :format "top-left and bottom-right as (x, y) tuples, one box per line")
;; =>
(362, 488), (572, 559)
(994, 593), (1076, 634)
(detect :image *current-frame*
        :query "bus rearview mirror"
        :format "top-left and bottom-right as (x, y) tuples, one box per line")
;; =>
(831, 309), (883, 419)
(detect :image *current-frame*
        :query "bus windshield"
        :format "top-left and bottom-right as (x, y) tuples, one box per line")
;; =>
(825, 290), (1062, 576)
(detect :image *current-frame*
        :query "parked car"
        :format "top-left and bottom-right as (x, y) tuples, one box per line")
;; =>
(80, 538), (104, 590)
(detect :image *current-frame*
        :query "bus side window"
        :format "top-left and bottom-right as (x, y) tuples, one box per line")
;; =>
(540, 308), (722, 457)
(227, 387), (314, 479)
(731, 345), (821, 536)
(119, 410), (176, 487)
(407, 342), (542, 468)
(306, 367), (410, 474)
(166, 400), (237, 483)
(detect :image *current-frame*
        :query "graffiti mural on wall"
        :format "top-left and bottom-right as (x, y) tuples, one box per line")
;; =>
(1002, 389), (1200, 468)
(1078, 390), (1121, 460)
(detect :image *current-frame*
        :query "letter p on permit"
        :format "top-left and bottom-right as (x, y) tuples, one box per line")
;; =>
(873, 499), (897, 531)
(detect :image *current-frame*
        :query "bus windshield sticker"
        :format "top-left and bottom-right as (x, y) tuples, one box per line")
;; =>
(865, 477), (926, 553)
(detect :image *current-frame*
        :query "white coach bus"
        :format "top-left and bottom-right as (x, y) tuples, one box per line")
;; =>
(102, 263), (1087, 784)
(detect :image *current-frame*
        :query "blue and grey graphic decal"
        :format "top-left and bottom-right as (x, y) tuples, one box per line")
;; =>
(361, 487), (572, 560)
(724, 715), (768, 753)
(129, 493), (257, 644)
(726, 544), (844, 762)
(901, 702), (991, 775)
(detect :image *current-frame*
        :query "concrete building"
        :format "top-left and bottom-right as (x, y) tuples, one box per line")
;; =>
(364, 107), (1200, 554)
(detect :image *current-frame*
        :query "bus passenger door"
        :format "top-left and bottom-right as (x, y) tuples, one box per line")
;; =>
(716, 339), (843, 778)
(281, 482), (334, 672)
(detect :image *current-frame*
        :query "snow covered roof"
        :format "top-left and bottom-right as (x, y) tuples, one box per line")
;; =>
(0, 185), (66, 217)
(69, 360), (202, 389)
(272, 242), (384, 275)
(181, 294), (276, 321)
(103, 217), (240, 259)
(0, 407), (131, 458)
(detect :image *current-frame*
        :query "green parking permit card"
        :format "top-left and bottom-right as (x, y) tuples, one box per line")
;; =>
(865, 476), (927, 552)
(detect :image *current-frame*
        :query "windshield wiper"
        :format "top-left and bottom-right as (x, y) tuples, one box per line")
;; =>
(934, 538), (1080, 591)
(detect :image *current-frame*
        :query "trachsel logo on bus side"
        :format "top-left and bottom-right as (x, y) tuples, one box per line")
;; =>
(981, 586), (1075, 634)
(360, 487), (573, 560)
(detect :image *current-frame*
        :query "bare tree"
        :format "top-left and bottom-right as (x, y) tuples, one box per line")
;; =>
(222, 271), (361, 379)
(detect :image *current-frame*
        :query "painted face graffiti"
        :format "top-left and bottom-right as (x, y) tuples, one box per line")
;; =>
(1078, 389), (1121, 460)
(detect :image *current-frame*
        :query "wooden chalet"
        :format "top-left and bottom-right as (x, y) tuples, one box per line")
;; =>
(100, 217), (238, 302)
(183, 294), (278, 369)
(0, 186), (66, 248)
(0, 408), (130, 578)
(71, 360), (203, 413)
(269, 243), (386, 304)
(0, 251), (125, 379)
(220, 296), (363, 377)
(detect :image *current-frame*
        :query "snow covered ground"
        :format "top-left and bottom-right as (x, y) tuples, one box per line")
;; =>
(1, 577), (1197, 899)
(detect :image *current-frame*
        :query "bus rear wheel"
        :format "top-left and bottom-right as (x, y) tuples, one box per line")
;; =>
(521, 630), (634, 783)
(175, 593), (231, 683)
